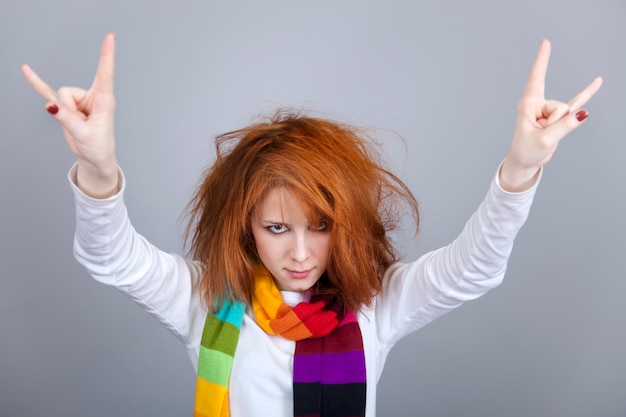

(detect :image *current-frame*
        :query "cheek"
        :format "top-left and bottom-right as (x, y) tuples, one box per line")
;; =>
(250, 227), (265, 256)
(318, 235), (332, 259)
(252, 232), (269, 258)
(257, 243), (272, 262)
(252, 232), (284, 263)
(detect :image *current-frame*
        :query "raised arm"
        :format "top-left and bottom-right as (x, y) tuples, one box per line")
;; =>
(500, 39), (603, 192)
(373, 41), (604, 348)
(22, 33), (118, 198)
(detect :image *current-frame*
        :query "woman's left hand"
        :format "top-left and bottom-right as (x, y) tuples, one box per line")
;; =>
(500, 39), (603, 192)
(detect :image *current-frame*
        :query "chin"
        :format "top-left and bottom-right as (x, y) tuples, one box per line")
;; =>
(277, 277), (320, 293)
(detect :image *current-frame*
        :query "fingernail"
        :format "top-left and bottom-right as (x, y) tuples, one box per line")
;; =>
(575, 110), (588, 122)
(46, 104), (59, 115)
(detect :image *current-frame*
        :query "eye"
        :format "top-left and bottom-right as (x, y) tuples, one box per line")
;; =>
(316, 222), (328, 232)
(266, 224), (289, 234)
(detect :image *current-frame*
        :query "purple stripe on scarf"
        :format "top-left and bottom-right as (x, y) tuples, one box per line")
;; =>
(293, 351), (366, 384)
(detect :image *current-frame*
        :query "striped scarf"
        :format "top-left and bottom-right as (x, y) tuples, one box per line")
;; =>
(194, 264), (366, 417)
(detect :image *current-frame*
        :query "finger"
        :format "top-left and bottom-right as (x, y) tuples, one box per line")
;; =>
(91, 33), (115, 95)
(45, 99), (89, 138)
(523, 39), (551, 100)
(58, 86), (89, 121)
(544, 108), (590, 143)
(544, 100), (570, 126)
(568, 76), (603, 111)
(21, 64), (58, 102)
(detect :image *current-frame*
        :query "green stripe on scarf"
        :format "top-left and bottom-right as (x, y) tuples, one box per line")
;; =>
(195, 300), (245, 416)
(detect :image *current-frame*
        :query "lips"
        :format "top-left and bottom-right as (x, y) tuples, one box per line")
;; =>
(286, 269), (312, 279)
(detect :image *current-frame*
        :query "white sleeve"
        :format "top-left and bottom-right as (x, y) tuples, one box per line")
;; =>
(373, 166), (540, 350)
(69, 164), (206, 366)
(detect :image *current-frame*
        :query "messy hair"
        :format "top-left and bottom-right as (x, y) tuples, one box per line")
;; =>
(186, 110), (419, 312)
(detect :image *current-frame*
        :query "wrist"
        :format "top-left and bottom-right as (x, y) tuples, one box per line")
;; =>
(76, 158), (120, 198)
(499, 159), (540, 193)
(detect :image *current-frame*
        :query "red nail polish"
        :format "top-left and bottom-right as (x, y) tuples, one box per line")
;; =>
(46, 104), (59, 115)
(576, 110), (588, 122)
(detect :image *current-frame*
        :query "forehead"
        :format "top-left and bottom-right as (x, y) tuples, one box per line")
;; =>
(253, 186), (315, 222)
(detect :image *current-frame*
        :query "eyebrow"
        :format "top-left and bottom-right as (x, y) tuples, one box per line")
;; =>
(261, 219), (288, 225)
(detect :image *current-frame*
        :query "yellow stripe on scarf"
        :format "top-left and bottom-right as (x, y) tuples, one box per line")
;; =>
(251, 265), (314, 340)
(194, 378), (229, 417)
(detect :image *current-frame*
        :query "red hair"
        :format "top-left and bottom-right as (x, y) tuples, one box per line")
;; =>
(186, 110), (419, 311)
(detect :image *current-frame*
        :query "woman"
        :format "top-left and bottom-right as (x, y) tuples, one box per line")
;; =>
(22, 34), (602, 417)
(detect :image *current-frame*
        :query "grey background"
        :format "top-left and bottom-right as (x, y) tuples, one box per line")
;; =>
(1, 1), (625, 416)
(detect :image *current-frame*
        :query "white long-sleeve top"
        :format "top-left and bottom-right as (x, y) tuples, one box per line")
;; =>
(70, 165), (539, 417)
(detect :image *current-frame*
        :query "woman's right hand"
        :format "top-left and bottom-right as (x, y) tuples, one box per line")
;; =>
(22, 33), (119, 198)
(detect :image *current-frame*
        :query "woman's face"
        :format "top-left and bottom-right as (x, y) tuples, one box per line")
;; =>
(250, 187), (332, 292)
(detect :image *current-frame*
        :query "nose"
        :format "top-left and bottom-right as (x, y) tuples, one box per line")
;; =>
(290, 232), (310, 263)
